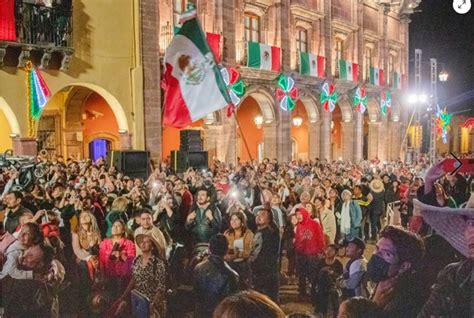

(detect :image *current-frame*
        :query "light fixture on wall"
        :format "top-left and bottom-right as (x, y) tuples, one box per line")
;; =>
(292, 110), (303, 127)
(254, 114), (264, 129)
(331, 120), (335, 130)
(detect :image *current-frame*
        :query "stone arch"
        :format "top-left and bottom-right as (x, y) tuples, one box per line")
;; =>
(298, 90), (320, 123)
(58, 83), (129, 132)
(367, 96), (380, 122)
(0, 97), (21, 136)
(336, 95), (353, 122)
(241, 85), (276, 124)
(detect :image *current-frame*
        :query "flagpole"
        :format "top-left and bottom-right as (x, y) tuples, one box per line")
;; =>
(232, 109), (269, 207)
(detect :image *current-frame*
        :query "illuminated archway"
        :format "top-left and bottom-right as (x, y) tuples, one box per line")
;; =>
(0, 97), (21, 152)
(37, 84), (127, 158)
(237, 86), (276, 162)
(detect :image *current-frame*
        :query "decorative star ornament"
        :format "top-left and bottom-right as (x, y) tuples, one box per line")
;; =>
(221, 67), (246, 107)
(380, 90), (391, 116)
(353, 85), (368, 113)
(276, 74), (299, 111)
(320, 81), (337, 112)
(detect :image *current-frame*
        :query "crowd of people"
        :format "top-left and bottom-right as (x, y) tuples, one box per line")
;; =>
(0, 152), (472, 318)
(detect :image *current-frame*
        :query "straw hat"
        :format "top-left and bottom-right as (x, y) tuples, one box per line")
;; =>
(413, 195), (474, 257)
(370, 179), (384, 193)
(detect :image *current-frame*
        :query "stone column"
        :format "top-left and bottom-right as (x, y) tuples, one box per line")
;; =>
(221, 114), (237, 165)
(341, 121), (354, 161)
(320, 110), (332, 160)
(119, 132), (132, 150)
(357, 0), (364, 82)
(220, 0), (236, 63)
(353, 111), (363, 162)
(203, 125), (218, 162)
(324, 0), (332, 77)
(308, 122), (321, 160)
(377, 117), (389, 161)
(381, 5), (389, 85)
(277, 110), (292, 163)
(12, 138), (37, 156)
(388, 121), (401, 160)
(279, 0), (291, 72)
(140, 0), (162, 163)
(368, 122), (379, 159)
(263, 122), (278, 160)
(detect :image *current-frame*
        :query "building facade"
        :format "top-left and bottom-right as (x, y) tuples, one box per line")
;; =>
(159, 0), (418, 164)
(0, 0), (422, 165)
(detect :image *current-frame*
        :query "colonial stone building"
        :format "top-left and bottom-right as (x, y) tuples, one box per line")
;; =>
(0, 0), (422, 165)
(159, 0), (418, 164)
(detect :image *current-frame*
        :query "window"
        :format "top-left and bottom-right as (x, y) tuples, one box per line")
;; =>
(296, 29), (308, 53)
(244, 13), (260, 42)
(364, 47), (373, 81)
(173, 0), (195, 26)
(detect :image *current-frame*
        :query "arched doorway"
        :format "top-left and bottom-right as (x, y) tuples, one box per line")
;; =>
(331, 105), (343, 159)
(0, 97), (21, 152)
(37, 84), (128, 159)
(237, 96), (264, 162)
(237, 87), (276, 162)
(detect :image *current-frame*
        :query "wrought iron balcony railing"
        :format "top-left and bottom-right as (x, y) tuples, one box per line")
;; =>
(14, 2), (73, 48)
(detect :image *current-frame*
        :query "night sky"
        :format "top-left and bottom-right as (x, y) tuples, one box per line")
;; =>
(409, 0), (474, 113)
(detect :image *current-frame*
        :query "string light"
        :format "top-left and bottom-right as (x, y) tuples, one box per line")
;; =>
(353, 85), (368, 113)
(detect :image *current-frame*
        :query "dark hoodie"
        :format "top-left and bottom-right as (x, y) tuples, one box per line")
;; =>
(294, 207), (325, 256)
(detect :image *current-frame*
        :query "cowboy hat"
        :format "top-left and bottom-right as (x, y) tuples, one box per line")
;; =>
(413, 195), (474, 257)
(135, 234), (162, 254)
(369, 179), (384, 193)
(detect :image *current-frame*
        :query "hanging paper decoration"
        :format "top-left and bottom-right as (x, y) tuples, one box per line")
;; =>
(380, 90), (391, 116)
(353, 85), (368, 113)
(276, 74), (298, 111)
(320, 81), (337, 112)
(436, 108), (452, 144)
(221, 67), (246, 107)
(25, 61), (51, 136)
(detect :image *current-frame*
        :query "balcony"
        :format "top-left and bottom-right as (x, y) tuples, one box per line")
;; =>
(0, 2), (74, 70)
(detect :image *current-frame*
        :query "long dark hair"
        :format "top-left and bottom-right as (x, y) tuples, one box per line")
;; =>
(227, 211), (248, 235)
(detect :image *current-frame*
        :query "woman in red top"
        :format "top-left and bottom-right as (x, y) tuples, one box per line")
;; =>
(99, 220), (136, 302)
(293, 207), (325, 298)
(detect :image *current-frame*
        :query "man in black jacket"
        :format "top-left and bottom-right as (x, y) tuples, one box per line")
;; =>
(2, 191), (32, 234)
(250, 207), (280, 303)
(193, 234), (240, 318)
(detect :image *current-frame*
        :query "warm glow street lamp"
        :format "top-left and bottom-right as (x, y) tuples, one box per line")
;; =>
(292, 114), (303, 127)
(254, 114), (263, 129)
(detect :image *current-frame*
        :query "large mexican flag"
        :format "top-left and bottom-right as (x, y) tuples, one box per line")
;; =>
(370, 67), (385, 86)
(339, 60), (358, 81)
(300, 52), (325, 77)
(162, 13), (231, 128)
(247, 42), (281, 71)
(392, 72), (402, 89)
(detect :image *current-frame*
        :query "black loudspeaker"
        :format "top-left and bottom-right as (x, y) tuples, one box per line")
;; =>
(170, 150), (188, 173)
(107, 150), (150, 180)
(170, 150), (208, 173)
(180, 130), (203, 152)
